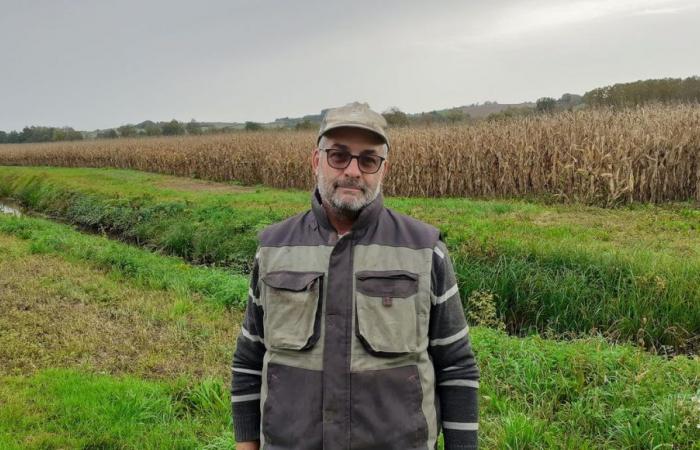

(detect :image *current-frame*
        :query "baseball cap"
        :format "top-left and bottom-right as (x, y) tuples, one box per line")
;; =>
(317, 102), (390, 150)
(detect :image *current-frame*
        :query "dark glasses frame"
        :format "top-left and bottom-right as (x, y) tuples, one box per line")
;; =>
(319, 148), (386, 174)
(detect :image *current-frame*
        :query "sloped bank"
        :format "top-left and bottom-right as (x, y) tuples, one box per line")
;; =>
(0, 166), (698, 353)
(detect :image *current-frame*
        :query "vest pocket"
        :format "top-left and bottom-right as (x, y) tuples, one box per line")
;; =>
(355, 270), (420, 356)
(261, 270), (324, 350)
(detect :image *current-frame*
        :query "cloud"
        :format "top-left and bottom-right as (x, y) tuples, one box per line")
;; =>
(633, 5), (696, 15)
(445, 0), (697, 46)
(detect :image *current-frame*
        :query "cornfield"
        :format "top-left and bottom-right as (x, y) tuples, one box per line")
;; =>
(1, 104), (699, 205)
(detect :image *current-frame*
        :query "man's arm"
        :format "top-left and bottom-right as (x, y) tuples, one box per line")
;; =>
(231, 251), (266, 447)
(428, 239), (480, 450)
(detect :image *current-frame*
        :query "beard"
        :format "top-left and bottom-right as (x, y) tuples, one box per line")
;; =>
(317, 170), (382, 214)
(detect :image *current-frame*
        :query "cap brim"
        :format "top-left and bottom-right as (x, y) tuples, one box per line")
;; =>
(317, 123), (389, 149)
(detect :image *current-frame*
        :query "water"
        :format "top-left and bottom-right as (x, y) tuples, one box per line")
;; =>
(0, 201), (22, 216)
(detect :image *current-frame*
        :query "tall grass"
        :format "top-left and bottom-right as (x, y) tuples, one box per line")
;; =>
(1, 104), (699, 205)
(1, 167), (698, 352)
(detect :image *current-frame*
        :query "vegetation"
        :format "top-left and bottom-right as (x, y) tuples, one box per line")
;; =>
(584, 76), (700, 107)
(0, 226), (697, 449)
(1, 167), (698, 354)
(0, 126), (83, 144)
(2, 104), (699, 205)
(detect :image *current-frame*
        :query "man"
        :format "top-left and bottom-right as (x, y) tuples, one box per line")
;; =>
(231, 102), (480, 450)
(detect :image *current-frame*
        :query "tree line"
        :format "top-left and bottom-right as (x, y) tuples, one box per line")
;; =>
(583, 76), (700, 107)
(2, 76), (698, 143)
(0, 126), (83, 144)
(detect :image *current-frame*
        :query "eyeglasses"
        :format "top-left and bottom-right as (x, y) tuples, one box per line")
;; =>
(320, 148), (386, 174)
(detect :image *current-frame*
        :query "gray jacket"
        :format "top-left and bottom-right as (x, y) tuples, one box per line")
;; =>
(231, 189), (480, 449)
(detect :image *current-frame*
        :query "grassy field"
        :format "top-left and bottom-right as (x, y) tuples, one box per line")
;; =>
(1, 166), (698, 354)
(1, 104), (699, 205)
(0, 215), (698, 449)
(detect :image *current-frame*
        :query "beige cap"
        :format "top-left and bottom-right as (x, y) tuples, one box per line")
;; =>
(317, 102), (390, 150)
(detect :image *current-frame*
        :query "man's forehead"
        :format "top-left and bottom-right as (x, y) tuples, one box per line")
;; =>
(320, 128), (387, 153)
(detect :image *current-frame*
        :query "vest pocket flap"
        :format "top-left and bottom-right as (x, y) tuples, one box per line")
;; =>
(262, 270), (323, 292)
(356, 270), (419, 298)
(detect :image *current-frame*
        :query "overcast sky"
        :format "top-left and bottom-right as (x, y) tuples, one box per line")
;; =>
(1, 0), (699, 130)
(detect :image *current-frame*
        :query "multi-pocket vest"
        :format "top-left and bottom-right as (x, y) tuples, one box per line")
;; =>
(256, 189), (442, 450)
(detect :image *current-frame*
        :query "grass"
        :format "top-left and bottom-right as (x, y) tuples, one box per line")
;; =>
(0, 226), (697, 449)
(1, 166), (698, 352)
(0, 369), (236, 450)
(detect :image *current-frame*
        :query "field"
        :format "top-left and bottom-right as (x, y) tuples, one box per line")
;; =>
(1, 104), (700, 206)
(0, 165), (698, 449)
(1, 105), (700, 449)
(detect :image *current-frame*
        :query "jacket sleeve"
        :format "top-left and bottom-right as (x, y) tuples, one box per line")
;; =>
(428, 239), (480, 450)
(231, 250), (266, 442)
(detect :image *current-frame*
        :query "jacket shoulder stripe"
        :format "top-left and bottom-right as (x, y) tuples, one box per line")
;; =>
(442, 421), (479, 431)
(232, 367), (262, 376)
(433, 245), (445, 259)
(249, 287), (261, 305)
(430, 325), (469, 346)
(231, 393), (261, 403)
(431, 283), (458, 305)
(439, 379), (479, 388)
(241, 326), (265, 344)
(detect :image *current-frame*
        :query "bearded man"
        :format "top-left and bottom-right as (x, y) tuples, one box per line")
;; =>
(231, 102), (480, 450)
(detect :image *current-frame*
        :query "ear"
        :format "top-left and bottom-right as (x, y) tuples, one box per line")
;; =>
(381, 158), (389, 179)
(311, 148), (320, 175)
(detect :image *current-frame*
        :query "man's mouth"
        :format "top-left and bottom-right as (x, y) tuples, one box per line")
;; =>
(335, 183), (364, 193)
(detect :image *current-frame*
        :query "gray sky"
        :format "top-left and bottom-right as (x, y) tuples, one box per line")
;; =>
(1, 0), (699, 130)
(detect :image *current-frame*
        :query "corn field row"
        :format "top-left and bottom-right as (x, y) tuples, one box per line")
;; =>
(1, 104), (699, 205)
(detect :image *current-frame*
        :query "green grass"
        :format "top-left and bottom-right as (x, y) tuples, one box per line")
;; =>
(0, 224), (698, 449)
(1, 166), (698, 352)
(0, 369), (236, 450)
(0, 212), (248, 309)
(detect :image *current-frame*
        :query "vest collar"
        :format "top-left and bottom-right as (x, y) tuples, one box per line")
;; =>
(311, 187), (384, 235)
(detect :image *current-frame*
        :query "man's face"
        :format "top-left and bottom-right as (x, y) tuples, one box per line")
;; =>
(312, 127), (389, 213)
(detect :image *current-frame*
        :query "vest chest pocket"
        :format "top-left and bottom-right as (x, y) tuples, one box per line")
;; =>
(355, 270), (420, 356)
(260, 270), (324, 351)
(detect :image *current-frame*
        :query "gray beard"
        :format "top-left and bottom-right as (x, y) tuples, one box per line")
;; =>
(316, 170), (381, 217)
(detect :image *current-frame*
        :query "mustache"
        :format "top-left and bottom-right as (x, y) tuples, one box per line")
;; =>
(334, 179), (366, 192)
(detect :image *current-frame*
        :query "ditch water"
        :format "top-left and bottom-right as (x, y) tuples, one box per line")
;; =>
(0, 200), (23, 216)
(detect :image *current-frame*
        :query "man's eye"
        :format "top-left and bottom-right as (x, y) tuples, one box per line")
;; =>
(360, 156), (379, 166)
(330, 151), (350, 162)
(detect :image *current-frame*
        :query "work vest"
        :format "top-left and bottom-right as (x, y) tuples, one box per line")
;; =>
(256, 189), (441, 450)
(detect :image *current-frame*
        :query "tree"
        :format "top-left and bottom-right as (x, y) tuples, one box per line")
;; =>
(382, 107), (410, 127)
(445, 108), (468, 123)
(186, 120), (202, 135)
(162, 119), (186, 136)
(118, 125), (137, 137)
(144, 124), (162, 136)
(536, 97), (557, 113)
(97, 128), (118, 139)
(295, 119), (318, 131)
(0, 131), (7, 143)
(245, 121), (263, 131)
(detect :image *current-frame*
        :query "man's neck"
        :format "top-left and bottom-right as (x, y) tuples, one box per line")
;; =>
(322, 201), (358, 236)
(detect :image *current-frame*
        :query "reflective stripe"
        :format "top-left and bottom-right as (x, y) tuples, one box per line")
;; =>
(443, 421), (478, 431)
(249, 287), (261, 305)
(433, 245), (445, 259)
(430, 325), (468, 346)
(431, 283), (458, 305)
(241, 326), (264, 344)
(442, 365), (463, 372)
(232, 367), (262, 376)
(439, 379), (479, 388)
(231, 393), (261, 403)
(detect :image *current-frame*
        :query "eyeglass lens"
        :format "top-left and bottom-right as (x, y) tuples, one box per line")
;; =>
(327, 150), (382, 173)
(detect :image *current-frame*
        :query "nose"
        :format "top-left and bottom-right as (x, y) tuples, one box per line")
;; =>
(343, 156), (362, 177)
